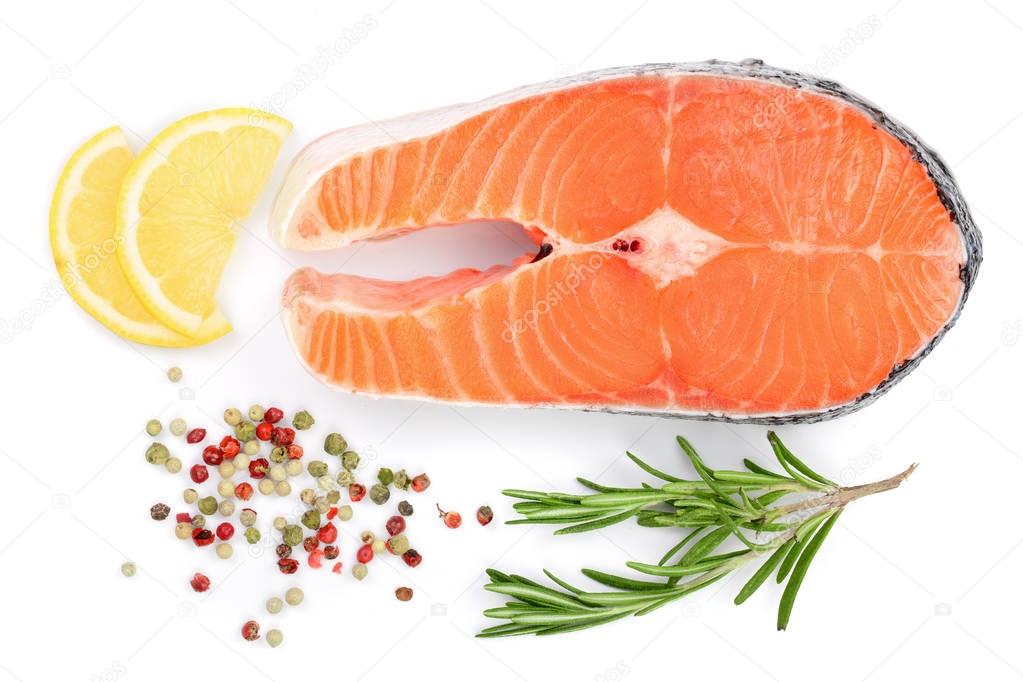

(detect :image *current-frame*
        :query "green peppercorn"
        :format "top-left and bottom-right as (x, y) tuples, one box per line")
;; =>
(326, 490), (340, 505)
(145, 419), (162, 436)
(269, 446), (287, 463)
(337, 505), (353, 522)
(284, 587), (304, 606)
(223, 407), (242, 426)
(145, 442), (169, 465)
(234, 420), (256, 442)
(198, 496), (218, 515)
(335, 469), (354, 486)
(301, 510), (321, 530)
(239, 509), (257, 527)
(244, 527), (261, 544)
(352, 564), (367, 580)
(377, 468), (394, 486)
(292, 410), (314, 430)
(341, 450), (360, 471)
(121, 561), (136, 577)
(369, 483), (390, 505)
(282, 524), (303, 546)
(392, 469), (410, 491)
(323, 433), (347, 456)
(265, 597), (283, 614)
(307, 461), (328, 478)
(166, 366), (183, 382)
(266, 629), (283, 648)
(169, 418), (187, 436)
(242, 439), (260, 456)
(248, 404), (265, 422)
(387, 533), (410, 555)
(398, 500), (413, 516)
(316, 475), (337, 492)
(165, 457), (182, 474)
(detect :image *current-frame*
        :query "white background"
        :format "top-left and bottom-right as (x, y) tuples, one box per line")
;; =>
(0, 1), (1020, 680)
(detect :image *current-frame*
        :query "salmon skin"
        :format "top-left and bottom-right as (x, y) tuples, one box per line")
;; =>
(272, 60), (981, 423)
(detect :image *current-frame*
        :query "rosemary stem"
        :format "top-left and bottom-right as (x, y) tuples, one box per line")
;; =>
(767, 462), (917, 519)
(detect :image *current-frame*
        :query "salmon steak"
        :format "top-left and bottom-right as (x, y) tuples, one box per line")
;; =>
(272, 61), (981, 422)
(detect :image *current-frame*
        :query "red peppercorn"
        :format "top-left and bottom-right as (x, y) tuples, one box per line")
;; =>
(317, 523), (338, 544)
(255, 422), (273, 441)
(323, 545), (339, 560)
(349, 483), (366, 502)
(241, 620), (260, 641)
(176, 512), (191, 523)
(271, 426), (295, 447)
(308, 548), (325, 568)
(186, 428), (206, 444)
(402, 549), (422, 567)
(395, 586), (413, 602)
(356, 544), (374, 563)
(202, 445), (224, 466)
(331, 562), (342, 574)
(629, 239), (641, 253)
(189, 464), (209, 484)
(189, 572), (211, 592)
(219, 436), (240, 458)
(216, 522), (234, 541)
(476, 505), (494, 526)
(275, 544), (292, 559)
(411, 473), (431, 492)
(264, 407), (284, 424)
(385, 515), (406, 536)
(248, 458), (269, 478)
(612, 238), (629, 251)
(277, 558), (299, 574)
(437, 504), (462, 528)
(192, 527), (214, 547)
(235, 482), (253, 500)
(303, 536), (319, 552)
(326, 507), (338, 520)
(286, 444), (304, 459)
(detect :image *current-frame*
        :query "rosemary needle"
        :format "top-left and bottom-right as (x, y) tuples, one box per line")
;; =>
(480, 431), (916, 637)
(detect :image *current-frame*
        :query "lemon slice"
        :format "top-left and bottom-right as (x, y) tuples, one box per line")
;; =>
(50, 126), (231, 346)
(116, 108), (292, 336)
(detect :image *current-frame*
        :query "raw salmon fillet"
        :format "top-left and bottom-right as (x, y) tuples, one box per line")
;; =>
(272, 61), (981, 422)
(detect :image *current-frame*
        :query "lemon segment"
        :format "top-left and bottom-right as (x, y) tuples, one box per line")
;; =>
(115, 109), (292, 336)
(49, 126), (231, 347)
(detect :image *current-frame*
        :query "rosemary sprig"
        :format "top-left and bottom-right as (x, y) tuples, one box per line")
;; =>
(479, 432), (916, 637)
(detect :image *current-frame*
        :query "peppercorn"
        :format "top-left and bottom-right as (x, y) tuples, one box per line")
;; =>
(121, 561), (136, 577)
(189, 464), (209, 484)
(273, 516), (287, 532)
(183, 488), (198, 504)
(223, 407), (243, 427)
(287, 444), (303, 460)
(249, 458), (269, 479)
(165, 457), (182, 474)
(264, 407), (284, 424)
(169, 418), (187, 437)
(301, 510), (321, 530)
(284, 587), (304, 605)
(292, 410), (315, 430)
(216, 543), (233, 560)
(357, 544), (374, 563)
(248, 404), (265, 421)
(303, 536), (319, 552)
(234, 420), (256, 442)
(377, 467), (394, 486)
(175, 523), (192, 540)
(241, 620), (260, 641)
(303, 459), (325, 478)
(258, 479), (275, 495)
(352, 564), (368, 580)
(337, 505), (353, 521)
(385, 516), (406, 536)
(186, 428), (207, 445)
(395, 587), (413, 602)
(218, 461), (235, 479)
(278, 558), (299, 574)
(275, 480), (292, 497)
(149, 503), (170, 521)
(192, 528), (214, 547)
(361, 530), (376, 544)
(402, 549), (422, 567)
(271, 427), (295, 447)
(331, 562), (342, 575)
(317, 523), (337, 544)
(217, 479), (234, 498)
(166, 366), (182, 382)
(349, 484), (366, 502)
(276, 544), (292, 559)
(244, 527), (260, 544)
(324, 433), (347, 455)
(285, 459), (302, 477)
(398, 500), (414, 516)
(269, 464), (287, 482)
(256, 422), (273, 441)
(386, 534), (410, 555)
(219, 499), (235, 516)
(191, 514), (206, 528)
(234, 453), (250, 469)
(145, 443), (169, 465)
(266, 629), (283, 648)
(392, 469), (410, 491)
(476, 505), (494, 526)
(341, 451), (360, 471)
(323, 545), (339, 560)
(269, 446), (287, 463)
(265, 597), (283, 614)
(437, 505), (462, 528)
(411, 473), (431, 492)
(283, 525), (303, 546)
(336, 469), (354, 486)
(372, 538), (386, 555)
(313, 497), (330, 514)
(242, 439), (260, 456)
(326, 490), (341, 505)
(216, 522), (235, 541)
(198, 496), (218, 515)
(308, 548), (325, 568)
(369, 484), (390, 505)
(239, 508), (257, 527)
(190, 573), (211, 592)
(145, 419), (162, 437)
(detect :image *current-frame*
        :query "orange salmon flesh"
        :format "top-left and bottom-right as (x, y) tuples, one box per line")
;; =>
(271, 62), (980, 422)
